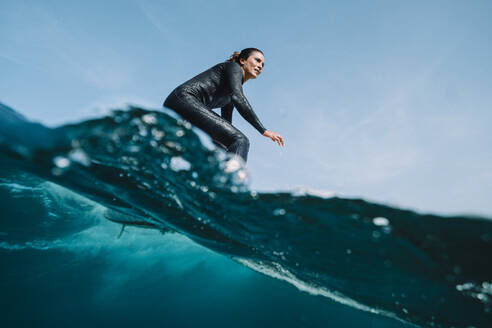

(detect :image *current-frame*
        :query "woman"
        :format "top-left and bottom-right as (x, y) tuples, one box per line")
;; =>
(163, 48), (284, 162)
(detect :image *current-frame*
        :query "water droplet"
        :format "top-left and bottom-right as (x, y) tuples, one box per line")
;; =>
(224, 157), (242, 173)
(170, 156), (191, 171)
(237, 170), (247, 181)
(171, 194), (183, 209)
(273, 208), (286, 216)
(139, 127), (148, 137)
(151, 129), (165, 140)
(53, 156), (70, 168)
(477, 293), (488, 301)
(141, 114), (157, 124)
(372, 217), (389, 226)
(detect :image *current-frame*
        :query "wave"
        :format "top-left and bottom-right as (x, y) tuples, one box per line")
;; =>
(1, 102), (491, 328)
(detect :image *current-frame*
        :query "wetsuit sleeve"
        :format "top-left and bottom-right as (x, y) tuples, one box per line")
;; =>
(221, 103), (233, 124)
(225, 63), (266, 134)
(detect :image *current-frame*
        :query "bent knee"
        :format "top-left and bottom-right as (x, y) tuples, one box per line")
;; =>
(237, 134), (250, 149)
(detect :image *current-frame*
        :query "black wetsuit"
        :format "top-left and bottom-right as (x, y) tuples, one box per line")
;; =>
(163, 61), (266, 162)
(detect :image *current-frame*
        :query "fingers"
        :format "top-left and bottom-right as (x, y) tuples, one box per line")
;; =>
(264, 131), (285, 147)
(278, 135), (285, 146)
(271, 134), (284, 147)
(276, 134), (284, 147)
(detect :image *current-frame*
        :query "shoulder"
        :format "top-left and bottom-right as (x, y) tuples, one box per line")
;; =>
(205, 62), (239, 75)
(223, 61), (242, 73)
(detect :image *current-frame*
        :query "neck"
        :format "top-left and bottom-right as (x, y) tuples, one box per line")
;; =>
(240, 66), (251, 84)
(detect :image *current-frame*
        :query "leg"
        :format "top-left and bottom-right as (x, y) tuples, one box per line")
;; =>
(164, 95), (250, 162)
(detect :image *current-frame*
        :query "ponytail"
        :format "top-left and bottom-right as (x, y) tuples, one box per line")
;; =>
(227, 51), (241, 63)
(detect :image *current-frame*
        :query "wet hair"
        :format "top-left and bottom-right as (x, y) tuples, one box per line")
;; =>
(227, 48), (263, 64)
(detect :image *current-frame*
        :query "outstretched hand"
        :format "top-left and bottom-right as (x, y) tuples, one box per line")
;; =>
(262, 130), (285, 147)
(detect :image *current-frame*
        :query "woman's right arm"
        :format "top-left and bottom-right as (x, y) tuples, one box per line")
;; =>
(221, 103), (233, 124)
(262, 130), (285, 147)
(224, 62), (266, 135)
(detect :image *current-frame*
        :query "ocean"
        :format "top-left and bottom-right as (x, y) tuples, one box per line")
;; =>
(1, 103), (491, 327)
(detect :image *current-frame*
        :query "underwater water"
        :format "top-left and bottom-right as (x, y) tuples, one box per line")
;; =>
(1, 103), (491, 327)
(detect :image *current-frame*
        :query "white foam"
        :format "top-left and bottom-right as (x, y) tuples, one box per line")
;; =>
(290, 187), (339, 199)
(456, 281), (492, 304)
(0, 241), (54, 250)
(170, 156), (191, 171)
(0, 181), (42, 193)
(224, 157), (242, 173)
(235, 258), (415, 326)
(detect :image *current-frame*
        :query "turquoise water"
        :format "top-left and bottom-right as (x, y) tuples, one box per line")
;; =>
(0, 179), (406, 328)
(1, 103), (491, 327)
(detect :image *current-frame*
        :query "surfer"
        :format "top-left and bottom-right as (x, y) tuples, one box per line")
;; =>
(163, 48), (284, 162)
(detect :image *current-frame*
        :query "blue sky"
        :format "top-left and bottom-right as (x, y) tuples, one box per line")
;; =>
(1, 0), (491, 216)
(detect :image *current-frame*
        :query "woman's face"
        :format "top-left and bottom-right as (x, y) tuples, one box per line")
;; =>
(240, 51), (265, 81)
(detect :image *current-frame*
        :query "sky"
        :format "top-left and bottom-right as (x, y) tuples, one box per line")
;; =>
(1, 0), (491, 216)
